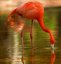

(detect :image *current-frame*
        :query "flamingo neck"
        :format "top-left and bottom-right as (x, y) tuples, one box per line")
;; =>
(37, 18), (55, 44)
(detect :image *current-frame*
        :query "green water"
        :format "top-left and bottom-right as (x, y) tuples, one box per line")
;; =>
(0, 7), (61, 64)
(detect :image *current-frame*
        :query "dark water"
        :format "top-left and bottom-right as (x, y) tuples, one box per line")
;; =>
(0, 7), (61, 64)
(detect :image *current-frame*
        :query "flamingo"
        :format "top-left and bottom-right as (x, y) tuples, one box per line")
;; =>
(7, 2), (55, 49)
(50, 49), (56, 64)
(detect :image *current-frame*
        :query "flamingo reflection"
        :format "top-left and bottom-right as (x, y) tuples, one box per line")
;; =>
(30, 44), (35, 64)
(21, 33), (24, 64)
(50, 49), (56, 64)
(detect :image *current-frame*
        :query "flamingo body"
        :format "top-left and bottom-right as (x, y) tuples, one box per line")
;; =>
(8, 2), (55, 48)
(16, 2), (44, 19)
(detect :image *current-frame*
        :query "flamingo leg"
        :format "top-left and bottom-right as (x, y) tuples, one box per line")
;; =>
(30, 20), (33, 48)
(30, 48), (34, 64)
(20, 31), (24, 64)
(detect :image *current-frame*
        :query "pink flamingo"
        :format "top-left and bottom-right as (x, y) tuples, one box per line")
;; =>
(7, 2), (55, 49)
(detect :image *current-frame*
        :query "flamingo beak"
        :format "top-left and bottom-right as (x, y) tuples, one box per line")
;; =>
(51, 44), (54, 50)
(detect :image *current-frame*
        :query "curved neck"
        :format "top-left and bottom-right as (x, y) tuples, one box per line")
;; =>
(37, 18), (50, 33)
(37, 18), (55, 44)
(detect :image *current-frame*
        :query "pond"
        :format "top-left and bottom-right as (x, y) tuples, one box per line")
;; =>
(0, 7), (61, 64)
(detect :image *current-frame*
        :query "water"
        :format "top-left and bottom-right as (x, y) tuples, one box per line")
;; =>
(0, 7), (61, 64)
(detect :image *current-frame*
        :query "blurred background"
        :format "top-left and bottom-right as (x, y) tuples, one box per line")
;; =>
(0, 0), (61, 64)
